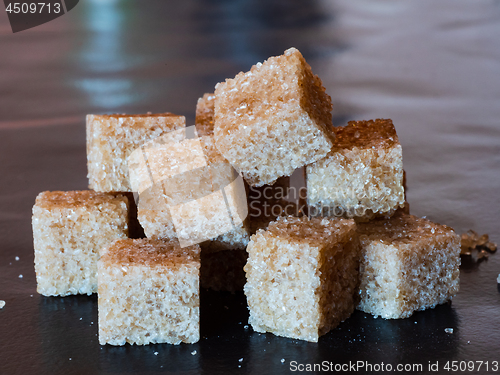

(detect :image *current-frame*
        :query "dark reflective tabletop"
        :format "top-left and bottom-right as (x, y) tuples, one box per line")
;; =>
(1, 1), (499, 374)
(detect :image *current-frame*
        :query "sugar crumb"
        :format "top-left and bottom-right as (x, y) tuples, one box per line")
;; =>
(18, 274), (23, 278)
(444, 328), (454, 334)
(0, 300), (5, 309)
(281, 359), (285, 363)
(191, 350), (197, 355)
(154, 351), (158, 355)
(15, 256), (19, 261)
(239, 358), (243, 362)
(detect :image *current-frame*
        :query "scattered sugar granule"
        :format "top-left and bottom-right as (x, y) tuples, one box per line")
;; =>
(191, 350), (197, 356)
(243, 325), (249, 329)
(281, 359), (285, 364)
(154, 352), (158, 356)
(15, 256), (19, 261)
(0, 300), (5, 309)
(69, 358), (72, 361)
(18, 274), (23, 278)
(239, 358), (243, 363)
(444, 328), (454, 334)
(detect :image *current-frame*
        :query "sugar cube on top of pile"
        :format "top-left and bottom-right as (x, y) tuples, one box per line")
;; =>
(356, 214), (460, 319)
(307, 119), (405, 219)
(214, 47), (335, 187)
(87, 113), (185, 192)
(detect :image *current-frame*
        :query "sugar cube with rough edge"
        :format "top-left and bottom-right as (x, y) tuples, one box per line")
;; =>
(135, 134), (250, 250)
(200, 249), (248, 292)
(356, 214), (460, 319)
(244, 215), (360, 342)
(87, 113), (185, 192)
(306, 118), (405, 219)
(32, 190), (129, 296)
(195, 93), (215, 137)
(214, 47), (335, 187)
(98, 238), (200, 346)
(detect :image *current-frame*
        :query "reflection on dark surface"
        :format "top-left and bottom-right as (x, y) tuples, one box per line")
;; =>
(190, 0), (332, 66)
(74, 0), (137, 110)
(34, 289), (459, 373)
(246, 304), (459, 373)
(198, 289), (250, 374)
(38, 295), (99, 373)
(100, 342), (200, 374)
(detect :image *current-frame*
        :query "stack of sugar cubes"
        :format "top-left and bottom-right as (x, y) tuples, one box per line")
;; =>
(32, 48), (460, 345)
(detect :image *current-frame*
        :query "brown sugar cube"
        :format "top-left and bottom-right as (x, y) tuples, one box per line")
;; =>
(98, 238), (200, 346)
(244, 216), (359, 342)
(135, 133), (250, 251)
(200, 249), (248, 292)
(32, 191), (129, 296)
(357, 214), (460, 319)
(87, 113), (185, 192)
(306, 119), (405, 219)
(214, 47), (335, 187)
(195, 93), (216, 137)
